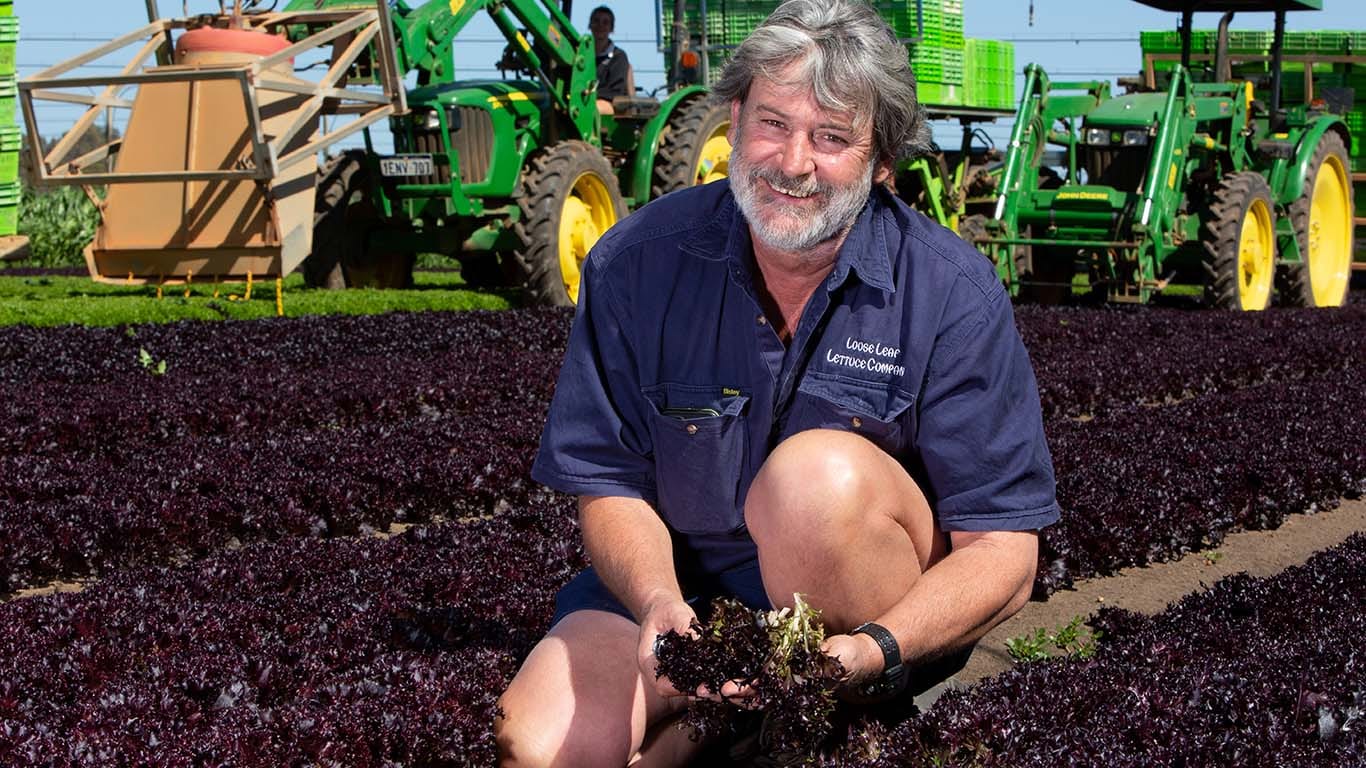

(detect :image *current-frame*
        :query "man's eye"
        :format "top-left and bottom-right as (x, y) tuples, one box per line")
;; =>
(821, 134), (849, 146)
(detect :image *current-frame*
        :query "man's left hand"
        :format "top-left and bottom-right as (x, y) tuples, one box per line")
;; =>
(822, 632), (888, 693)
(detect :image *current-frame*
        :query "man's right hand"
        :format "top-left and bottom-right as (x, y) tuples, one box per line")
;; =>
(636, 596), (698, 700)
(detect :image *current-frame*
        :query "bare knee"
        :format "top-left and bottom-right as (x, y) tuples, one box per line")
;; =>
(495, 611), (653, 767)
(745, 429), (893, 538)
(496, 671), (567, 768)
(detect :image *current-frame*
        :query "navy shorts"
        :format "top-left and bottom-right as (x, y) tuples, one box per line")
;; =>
(551, 559), (772, 627)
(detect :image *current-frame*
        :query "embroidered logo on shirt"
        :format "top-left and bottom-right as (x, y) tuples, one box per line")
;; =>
(825, 336), (906, 376)
(722, 387), (741, 396)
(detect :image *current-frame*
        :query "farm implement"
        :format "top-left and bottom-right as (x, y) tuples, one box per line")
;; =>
(20, 0), (731, 305)
(976, 0), (1355, 309)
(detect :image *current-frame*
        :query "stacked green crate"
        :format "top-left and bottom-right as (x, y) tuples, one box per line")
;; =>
(0, 7), (16, 237)
(661, 0), (772, 85)
(964, 38), (1015, 110)
(888, 0), (966, 107)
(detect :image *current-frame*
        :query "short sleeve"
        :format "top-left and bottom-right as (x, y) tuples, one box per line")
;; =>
(916, 289), (1059, 532)
(531, 257), (657, 502)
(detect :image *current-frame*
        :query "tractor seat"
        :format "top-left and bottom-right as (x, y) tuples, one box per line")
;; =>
(611, 96), (660, 120)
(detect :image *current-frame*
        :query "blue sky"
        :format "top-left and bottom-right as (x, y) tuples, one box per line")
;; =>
(15, 0), (1364, 149)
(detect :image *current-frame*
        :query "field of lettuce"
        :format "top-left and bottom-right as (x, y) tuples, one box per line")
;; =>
(1, 295), (1363, 765)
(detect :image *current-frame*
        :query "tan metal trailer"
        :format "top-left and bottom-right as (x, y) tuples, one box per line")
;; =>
(19, 2), (405, 285)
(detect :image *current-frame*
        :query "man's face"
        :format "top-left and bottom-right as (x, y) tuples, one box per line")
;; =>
(727, 71), (890, 254)
(589, 11), (613, 45)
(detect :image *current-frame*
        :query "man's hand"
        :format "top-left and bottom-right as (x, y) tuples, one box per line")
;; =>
(822, 632), (892, 702)
(637, 597), (699, 700)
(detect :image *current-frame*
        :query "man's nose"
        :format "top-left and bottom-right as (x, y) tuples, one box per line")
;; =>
(779, 132), (816, 179)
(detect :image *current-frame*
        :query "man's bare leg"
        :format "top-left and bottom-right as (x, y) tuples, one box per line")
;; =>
(744, 429), (947, 632)
(496, 609), (702, 767)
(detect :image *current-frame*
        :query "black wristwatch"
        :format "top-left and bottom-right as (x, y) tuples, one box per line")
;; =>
(852, 621), (906, 697)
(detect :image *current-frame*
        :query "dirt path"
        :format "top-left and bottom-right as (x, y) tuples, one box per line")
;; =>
(960, 497), (1366, 683)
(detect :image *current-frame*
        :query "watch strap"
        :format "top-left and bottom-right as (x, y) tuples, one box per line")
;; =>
(852, 621), (904, 684)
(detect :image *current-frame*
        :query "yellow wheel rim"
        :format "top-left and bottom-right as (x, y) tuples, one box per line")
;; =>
(558, 171), (617, 304)
(1237, 196), (1274, 311)
(1306, 153), (1352, 307)
(694, 122), (731, 185)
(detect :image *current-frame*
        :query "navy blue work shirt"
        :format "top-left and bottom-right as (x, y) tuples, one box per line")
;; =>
(532, 180), (1059, 576)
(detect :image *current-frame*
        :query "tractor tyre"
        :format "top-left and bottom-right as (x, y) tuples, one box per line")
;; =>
(304, 150), (366, 289)
(1203, 172), (1276, 311)
(1279, 131), (1352, 307)
(512, 141), (626, 306)
(651, 97), (731, 198)
(304, 152), (415, 290)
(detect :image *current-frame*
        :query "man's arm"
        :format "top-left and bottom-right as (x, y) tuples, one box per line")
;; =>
(825, 528), (1038, 686)
(578, 494), (698, 696)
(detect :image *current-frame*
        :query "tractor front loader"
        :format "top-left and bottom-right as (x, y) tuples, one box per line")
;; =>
(979, 0), (1353, 309)
(21, 0), (731, 306)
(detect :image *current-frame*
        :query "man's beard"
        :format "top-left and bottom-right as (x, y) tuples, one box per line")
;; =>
(729, 135), (875, 255)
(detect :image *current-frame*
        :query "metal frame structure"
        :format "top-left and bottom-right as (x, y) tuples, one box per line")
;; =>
(19, 5), (405, 190)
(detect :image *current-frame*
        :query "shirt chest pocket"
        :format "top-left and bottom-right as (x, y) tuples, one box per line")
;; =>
(643, 383), (750, 535)
(785, 376), (915, 455)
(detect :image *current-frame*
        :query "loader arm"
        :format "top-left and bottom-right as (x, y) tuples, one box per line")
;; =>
(285, 0), (598, 141)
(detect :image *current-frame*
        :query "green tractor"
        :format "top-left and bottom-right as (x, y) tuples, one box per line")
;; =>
(290, 0), (730, 304)
(977, 0), (1353, 309)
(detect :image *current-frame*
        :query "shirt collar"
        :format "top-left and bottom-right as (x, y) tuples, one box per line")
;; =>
(825, 191), (894, 293)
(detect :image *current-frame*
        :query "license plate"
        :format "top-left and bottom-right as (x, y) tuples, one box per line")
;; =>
(380, 155), (434, 177)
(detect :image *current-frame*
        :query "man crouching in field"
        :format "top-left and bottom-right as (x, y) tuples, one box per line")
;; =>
(496, 1), (1060, 764)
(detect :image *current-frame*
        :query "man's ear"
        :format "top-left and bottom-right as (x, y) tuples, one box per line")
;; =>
(727, 100), (742, 145)
(872, 157), (894, 185)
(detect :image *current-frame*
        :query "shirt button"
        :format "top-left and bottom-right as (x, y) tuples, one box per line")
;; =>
(851, 417), (862, 428)
(756, 316), (767, 326)
(686, 424), (699, 435)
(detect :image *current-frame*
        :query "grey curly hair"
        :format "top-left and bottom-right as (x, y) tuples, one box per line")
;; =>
(710, 0), (932, 163)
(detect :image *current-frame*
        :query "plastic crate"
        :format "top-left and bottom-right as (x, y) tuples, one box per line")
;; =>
(873, 0), (964, 49)
(1228, 29), (1273, 54)
(0, 2), (11, 18)
(0, 18), (15, 78)
(0, 181), (16, 237)
(964, 38), (1014, 110)
(0, 76), (14, 126)
(917, 80), (960, 107)
(1347, 110), (1365, 159)
(909, 46), (963, 84)
(1140, 29), (1216, 54)
(0, 124), (17, 184)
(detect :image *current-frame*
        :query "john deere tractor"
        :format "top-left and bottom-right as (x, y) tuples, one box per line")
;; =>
(291, 0), (730, 304)
(977, 0), (1353, 309)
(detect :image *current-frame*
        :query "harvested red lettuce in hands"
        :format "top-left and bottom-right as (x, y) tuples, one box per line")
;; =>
(654, 595), (846, 761)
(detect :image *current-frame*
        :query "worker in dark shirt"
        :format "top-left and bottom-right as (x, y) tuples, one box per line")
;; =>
(590, 5), (632, 115)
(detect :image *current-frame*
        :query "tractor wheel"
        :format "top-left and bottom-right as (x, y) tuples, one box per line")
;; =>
(512, 141), (625, 306)
(304, 150), (366, 289)
(651, 97), (731, 197)
(1203, 172), (1276, 310)
(1279, 131), (1352, 307)
(304, 151), (415, 290)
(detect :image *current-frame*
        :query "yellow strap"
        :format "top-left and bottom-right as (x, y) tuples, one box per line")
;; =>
(245, 271), (253, 301)
(275, 277), (284, 317)
(184, 270), (193, 298)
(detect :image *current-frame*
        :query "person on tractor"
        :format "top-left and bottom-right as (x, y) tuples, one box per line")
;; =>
(590, 5), (633, 115)
(496, 1), (1060, 764)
